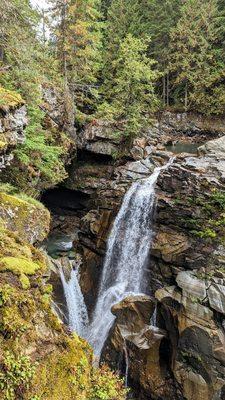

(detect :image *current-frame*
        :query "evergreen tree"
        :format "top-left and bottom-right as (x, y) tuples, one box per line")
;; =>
(0, 0), (69, 194)
(169, 0), (225, 114)
(142, 0), (181, 105)
(51, 0), (103, 124)
(97, 34), (159, 139)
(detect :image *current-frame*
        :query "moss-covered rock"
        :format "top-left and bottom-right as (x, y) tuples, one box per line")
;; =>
(0, 192), (50, 243)
(0, 257), (41, 275)
(0, 200), (126, 400)
(0, 87), (24, 111)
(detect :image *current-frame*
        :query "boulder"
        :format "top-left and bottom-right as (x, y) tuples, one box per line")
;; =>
(198, 136), (225, 156)
(152, 228), (191, 264)
(176, 271), (207, 300)
(0, 192), (50, 244)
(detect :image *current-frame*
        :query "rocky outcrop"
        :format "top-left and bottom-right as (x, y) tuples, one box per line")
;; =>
(0, 187), (126, 400)
(0, 191), (50, 243)
(155, 111), (225, 143)
(102, 295), (182, 400)
(145, 136), (225, 400)
(0, 87), (27, 170)
(98, 131), (225, 399)
(46, 113), (225, 400)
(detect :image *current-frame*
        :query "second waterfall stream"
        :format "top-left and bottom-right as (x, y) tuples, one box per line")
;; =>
(88, 159), (174, 356)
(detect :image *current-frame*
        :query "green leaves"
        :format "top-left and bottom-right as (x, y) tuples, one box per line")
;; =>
(97, 34), (159, 139)
(169, 0), (225, 114)
(0, 352), (37, 400)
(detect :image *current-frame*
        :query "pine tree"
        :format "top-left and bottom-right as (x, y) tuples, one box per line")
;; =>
(97, 34), (159, 139)
(0, 0), (69, 193)
(169, 0), (225, 114)
(142, 0), (181, 106)
(51, 0), (103, 124)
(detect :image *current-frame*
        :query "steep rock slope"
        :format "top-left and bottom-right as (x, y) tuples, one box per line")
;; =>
(0, 87), (27, 171)
(0, 102), (126, 400)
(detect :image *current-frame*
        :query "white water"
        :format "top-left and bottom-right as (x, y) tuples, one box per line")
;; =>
(59, 267), (89, 338)
(88, 159), (173, 356)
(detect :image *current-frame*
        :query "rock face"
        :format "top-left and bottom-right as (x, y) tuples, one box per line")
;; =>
(0, 87), (27, 170)
(148, 135), (225, 400)
(47, 112), (225, 400)
(102, 295), (182, 400)
(155, 111), (225, 142)
(0, 191), (50, 243)
(0, 189), (126, 400)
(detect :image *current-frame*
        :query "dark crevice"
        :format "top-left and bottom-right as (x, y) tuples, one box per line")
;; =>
(41, 187), (91, 215)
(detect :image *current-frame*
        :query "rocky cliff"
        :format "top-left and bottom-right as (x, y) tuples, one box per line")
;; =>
(0, 87), (27, 171)
(45, 113), (225, 400)
(0, 98), (126, 400)
(100, 133), (225, 399)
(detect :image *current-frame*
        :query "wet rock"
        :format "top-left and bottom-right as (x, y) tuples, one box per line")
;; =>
(156, 284), (225, 400)
(102, 295), (181, 399)
(115, 158), (154, 180)
(111, 295), (155, 329)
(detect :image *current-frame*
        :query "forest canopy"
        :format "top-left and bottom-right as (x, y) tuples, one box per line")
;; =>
(0, 0), (225, 191)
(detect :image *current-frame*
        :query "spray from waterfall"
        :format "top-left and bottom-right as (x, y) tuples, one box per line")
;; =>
(59, 267), (89, 338)
(88, 158), (174, 356)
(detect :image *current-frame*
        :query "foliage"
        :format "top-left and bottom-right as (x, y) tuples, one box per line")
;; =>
(0, 183), (45, 208)
(14, 106), (68, 191)
(169, 0), (225, 113)
(90, 364), (127, 400)
(0, 352), (36, 400)
(0, 86), (24, 110)
(28, 335), (127, 400)
(51, 0), (103, 123)
(97, 34), (159, 139)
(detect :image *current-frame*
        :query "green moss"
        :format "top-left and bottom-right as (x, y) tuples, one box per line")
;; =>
(0, 284), (34, 337)
(0, 256), (40, 275)
(19, 273), (30, 290)
(28, 336), (127, 400)
(0, 86), (24, 110)
(0, 136), (7, 150)
(191, 228), (217, 239)
(0, 191), (50, 243)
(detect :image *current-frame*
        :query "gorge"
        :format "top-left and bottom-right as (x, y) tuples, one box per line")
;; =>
(2, 1), (225, 398)
(41, 113), (225, 400)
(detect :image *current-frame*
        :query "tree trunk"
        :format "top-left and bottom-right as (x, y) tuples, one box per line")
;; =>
(42, 9), (46, 45)
(184, 82), (188, 111)
(166, 72), (170, 106)
(162, 74), (166, 105)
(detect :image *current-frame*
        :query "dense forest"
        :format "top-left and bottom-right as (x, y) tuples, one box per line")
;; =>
(1, 0), (225, 194)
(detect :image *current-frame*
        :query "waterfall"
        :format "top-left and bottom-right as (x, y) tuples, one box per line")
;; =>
(59, 267), (89, 338)
(88, 159), (173, 356)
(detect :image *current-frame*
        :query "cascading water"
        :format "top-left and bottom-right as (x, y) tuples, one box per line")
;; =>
(88, 159), (173, 356)
(59, 267), (89, 338)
